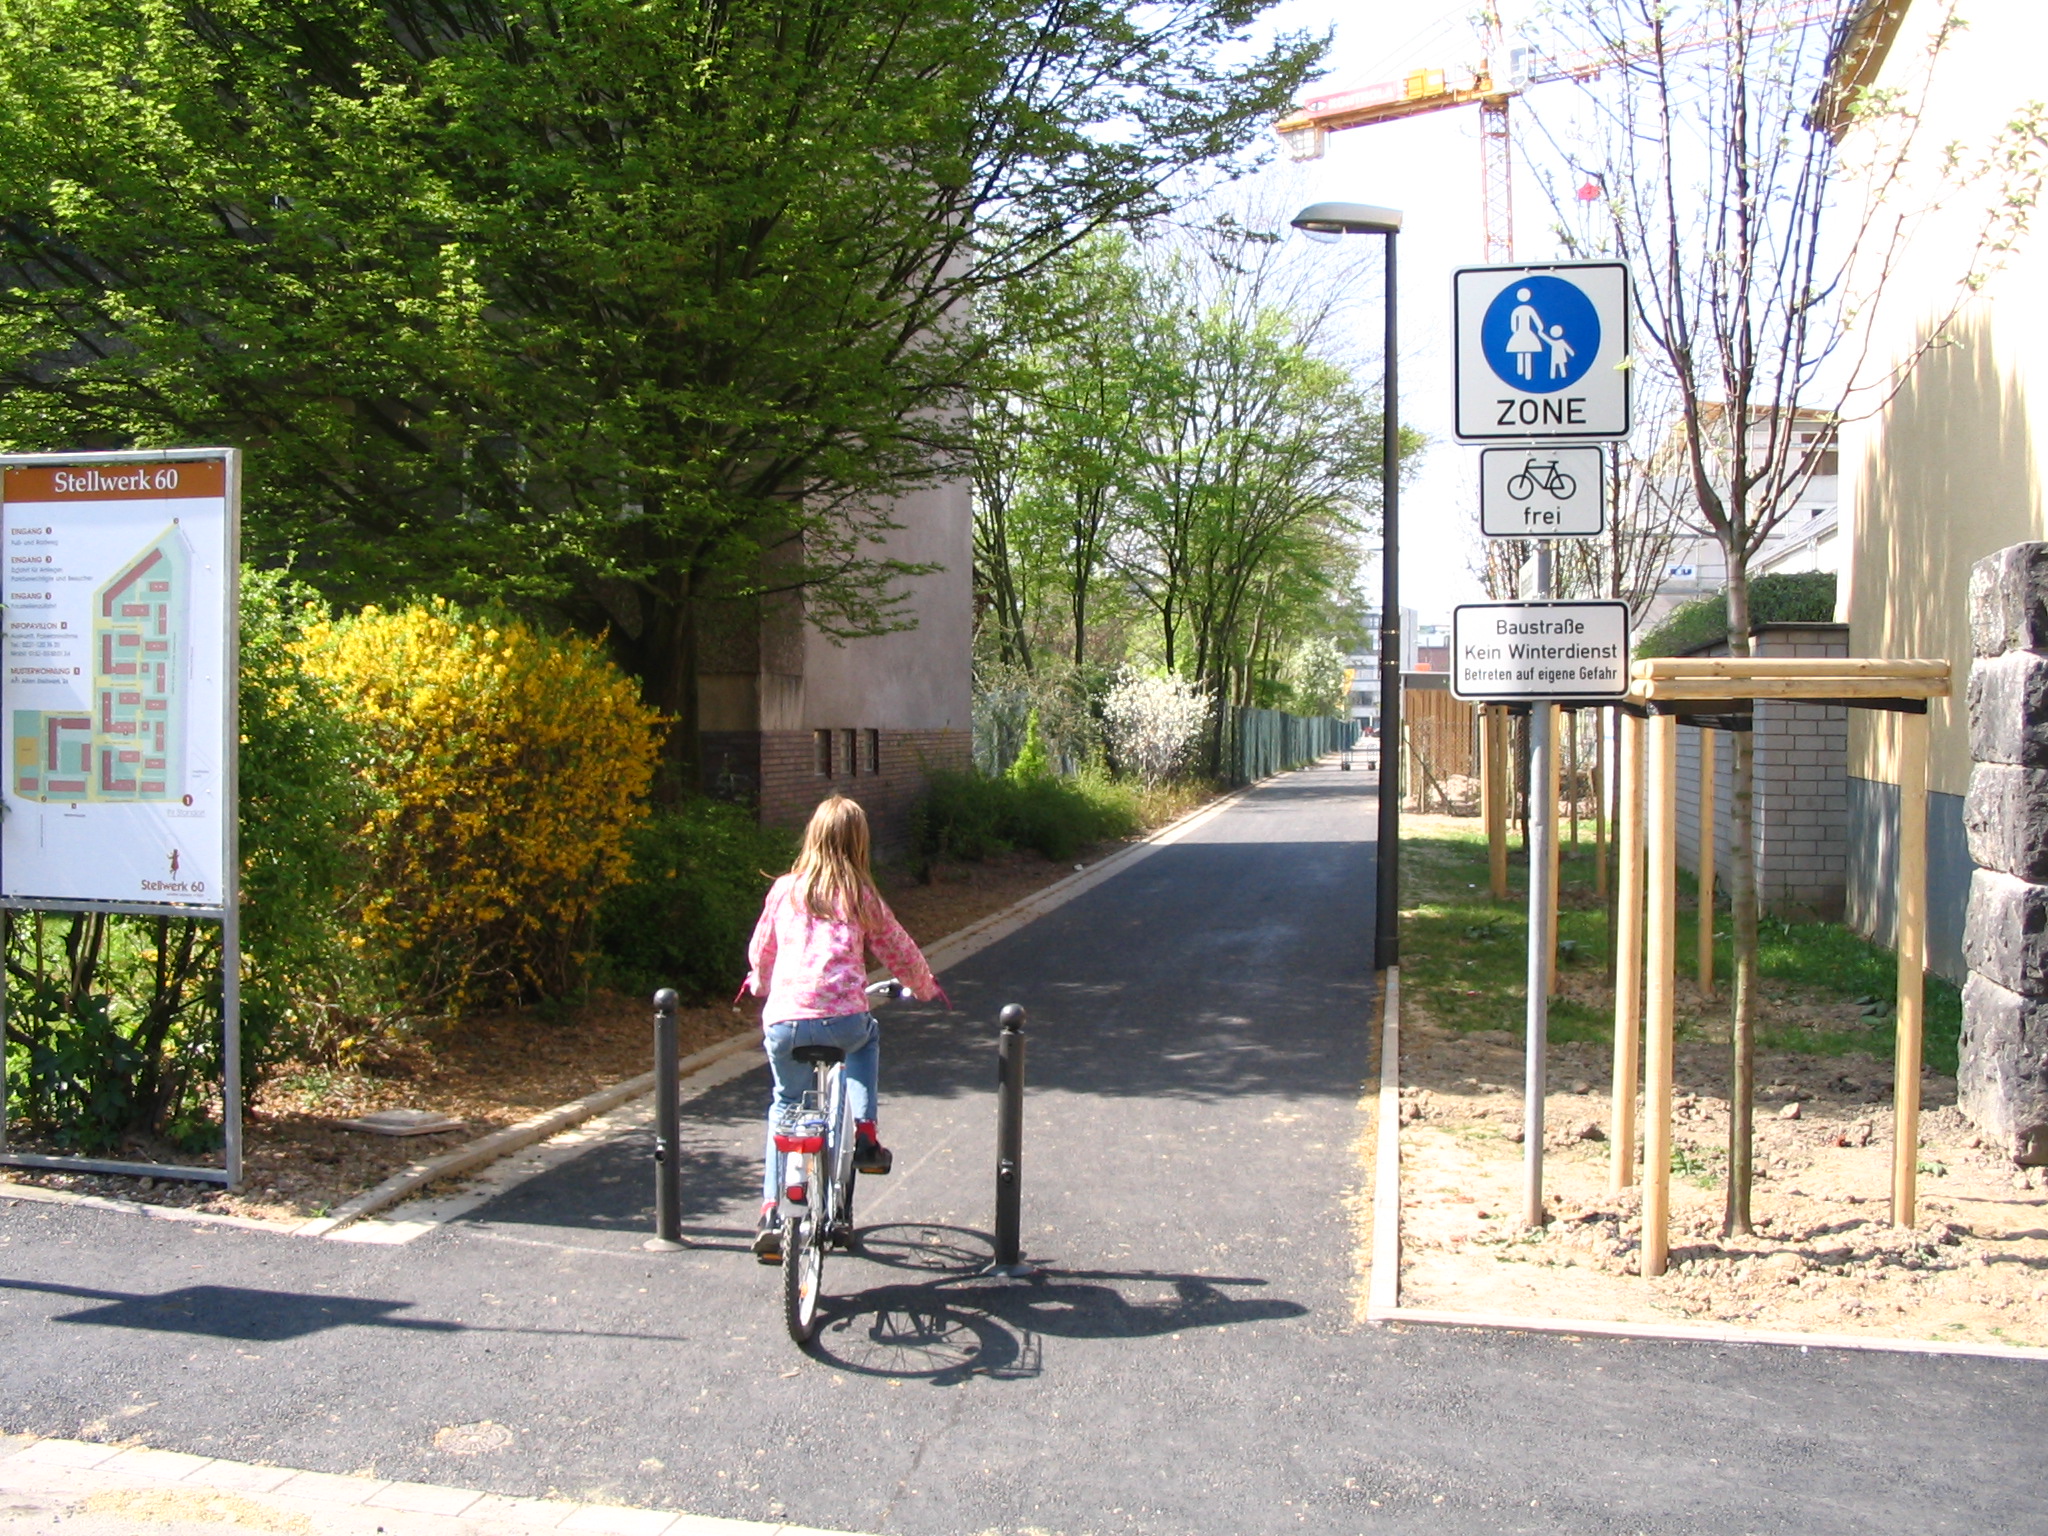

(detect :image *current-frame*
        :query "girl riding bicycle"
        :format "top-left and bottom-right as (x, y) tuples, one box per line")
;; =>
(739, 795), (946, 1261)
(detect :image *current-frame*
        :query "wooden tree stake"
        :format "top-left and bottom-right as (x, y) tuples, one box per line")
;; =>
(1644, 713), (1679, 1276)
(1611, 711), (1645, 1192)
(1567, 709), (1581, 849)
(1698, 727), (1716, 1000)
(1594, 708), (1609, 900)
(1892, 711), (1930, 1228)
(1484, 706), (1509, 899)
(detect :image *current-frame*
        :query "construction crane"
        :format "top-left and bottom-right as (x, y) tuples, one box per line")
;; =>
(1274, 1), (1852, 262)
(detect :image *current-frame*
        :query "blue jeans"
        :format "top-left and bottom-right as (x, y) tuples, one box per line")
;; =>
(761, 1012), (879, 1207)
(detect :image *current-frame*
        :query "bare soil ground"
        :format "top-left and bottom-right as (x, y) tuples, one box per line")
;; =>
(1397, 995), (2048, 1348)
(0, 837), (1150, 1224)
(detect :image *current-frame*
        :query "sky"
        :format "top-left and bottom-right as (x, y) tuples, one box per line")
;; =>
(1238, 0), (1584, 627)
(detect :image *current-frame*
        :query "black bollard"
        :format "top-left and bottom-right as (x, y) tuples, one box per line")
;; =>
(989, 1003), (1034, 1275)
(646, 987), (684, 1251)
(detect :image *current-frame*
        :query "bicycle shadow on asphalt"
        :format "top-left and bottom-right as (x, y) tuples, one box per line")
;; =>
(1, 1276), (700, 1345)
(1, 1276), (465, 1342)
(798, 1222), (1308, 1385)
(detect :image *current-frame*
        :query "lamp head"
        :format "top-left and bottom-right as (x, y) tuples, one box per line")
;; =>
(1290, 202), (1404, 238)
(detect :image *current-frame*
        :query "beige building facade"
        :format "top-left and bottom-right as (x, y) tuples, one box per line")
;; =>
(697, 477), (974, 847)
(1835, 0), (2047, 977)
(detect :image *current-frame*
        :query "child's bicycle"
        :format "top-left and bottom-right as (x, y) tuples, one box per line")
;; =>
(772, 979), (908, 1344)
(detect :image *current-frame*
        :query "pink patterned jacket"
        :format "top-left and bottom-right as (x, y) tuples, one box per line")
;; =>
(744, 874), (939, 1026)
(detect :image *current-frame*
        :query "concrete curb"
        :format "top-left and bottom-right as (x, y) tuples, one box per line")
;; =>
(0, 1435), (871, 1535)
(1374, 1304), (2048, 1362)
(1368, 966), (1401, 1316)
(1366, 935), (2048, 1364)
(294, 1032), (760, 1239)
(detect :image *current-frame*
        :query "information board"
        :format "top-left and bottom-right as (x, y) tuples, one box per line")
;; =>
(1453, 262), (1633, 442)
(1451, 600), (1631, 702)
(1, 452), (238, 913)
(1479, 445), (1608, 536)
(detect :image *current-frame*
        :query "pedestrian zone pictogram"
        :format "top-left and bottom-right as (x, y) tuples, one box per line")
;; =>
(1482, 276), (1600, 393)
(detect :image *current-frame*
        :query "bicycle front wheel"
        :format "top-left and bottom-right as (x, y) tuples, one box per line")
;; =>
(782, 1208), (826, 1344)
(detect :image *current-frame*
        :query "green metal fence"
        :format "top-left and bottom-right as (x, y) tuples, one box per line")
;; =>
(1223, 708), (1354, 785)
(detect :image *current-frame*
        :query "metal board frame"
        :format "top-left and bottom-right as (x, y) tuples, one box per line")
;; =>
(0, 448), (242, 1187)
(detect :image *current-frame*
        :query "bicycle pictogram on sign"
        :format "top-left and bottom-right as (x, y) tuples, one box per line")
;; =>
(1505, 457), (1577, 502)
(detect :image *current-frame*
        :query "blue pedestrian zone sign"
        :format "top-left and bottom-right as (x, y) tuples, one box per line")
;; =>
(1454, 262), (1632, 442)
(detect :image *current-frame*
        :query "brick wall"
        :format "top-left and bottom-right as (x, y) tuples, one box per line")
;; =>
(754, 728), (971, 853)
(1675, 622), (1849, 919)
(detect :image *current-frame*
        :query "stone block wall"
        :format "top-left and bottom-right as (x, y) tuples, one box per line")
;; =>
(1960, 542), (2048, 1165)
(1675, 623), (1850, 919)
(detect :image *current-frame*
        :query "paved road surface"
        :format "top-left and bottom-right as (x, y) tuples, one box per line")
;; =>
(2, 765), (2043, 1533)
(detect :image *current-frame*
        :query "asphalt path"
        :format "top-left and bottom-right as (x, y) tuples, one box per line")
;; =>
(2, 764), (2045, 1534)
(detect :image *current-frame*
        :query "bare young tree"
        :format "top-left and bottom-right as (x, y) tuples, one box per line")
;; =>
(1529, 0), (1975, 1233)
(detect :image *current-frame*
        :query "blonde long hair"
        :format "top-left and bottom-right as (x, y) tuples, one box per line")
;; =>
(788, 796), (880, 924)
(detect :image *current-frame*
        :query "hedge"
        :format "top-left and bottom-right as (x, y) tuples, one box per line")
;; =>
(1634, 571), (1837, 658)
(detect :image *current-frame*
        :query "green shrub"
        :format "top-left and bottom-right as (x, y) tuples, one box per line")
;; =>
(1008, 708), (1054, 784)
(912, 767), (1141, 869)
(299, 600), (665, 1010)
(1635, 571), (1837, 658)
(595, 800), (797, 1001)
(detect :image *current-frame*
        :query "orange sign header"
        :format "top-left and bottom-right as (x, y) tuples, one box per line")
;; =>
(4, 459), (227, 503)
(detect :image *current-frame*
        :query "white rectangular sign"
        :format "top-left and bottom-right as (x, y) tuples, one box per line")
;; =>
(1451, 600), (1631, 701)
(1454, 262), (1633, 442)
(1, 452), (237, 913)
(1479, 445), (1607, 536)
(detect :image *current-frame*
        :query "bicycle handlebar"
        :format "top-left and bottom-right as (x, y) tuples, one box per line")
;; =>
(866, 979), (953, 1010)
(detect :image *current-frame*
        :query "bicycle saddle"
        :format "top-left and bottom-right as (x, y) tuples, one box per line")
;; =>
(790, 1044), (847, 1065)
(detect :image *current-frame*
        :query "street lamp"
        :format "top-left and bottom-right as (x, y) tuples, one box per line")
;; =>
(1291, 202), (1403, 971)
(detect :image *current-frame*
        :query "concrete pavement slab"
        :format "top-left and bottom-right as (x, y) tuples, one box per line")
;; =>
(0, 1440), (865, 1536)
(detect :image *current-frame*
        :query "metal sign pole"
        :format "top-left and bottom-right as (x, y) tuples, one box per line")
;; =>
(1524, 541), (1553, 1229)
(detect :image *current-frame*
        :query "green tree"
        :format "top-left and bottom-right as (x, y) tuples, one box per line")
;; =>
(0, 0), (1322, 785)
(1114, 231), (1393, 766)
(974, 224), (1395, 771)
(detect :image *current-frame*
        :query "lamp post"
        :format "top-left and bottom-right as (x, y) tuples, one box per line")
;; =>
(1291, 202), (1403, 969)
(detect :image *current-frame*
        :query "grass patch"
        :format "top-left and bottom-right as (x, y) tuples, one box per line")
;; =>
(1400, 817), (1962, 1073)
(1400, 819), (1616, 1040)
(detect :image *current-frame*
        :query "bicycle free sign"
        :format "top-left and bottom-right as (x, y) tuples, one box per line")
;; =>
(1479, 444), (1606, 536)
(1453, 262), (1632, 442)
(1450, 600), (1631, 703)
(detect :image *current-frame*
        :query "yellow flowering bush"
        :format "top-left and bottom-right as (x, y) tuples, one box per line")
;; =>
(300, 601), (664, 1011)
